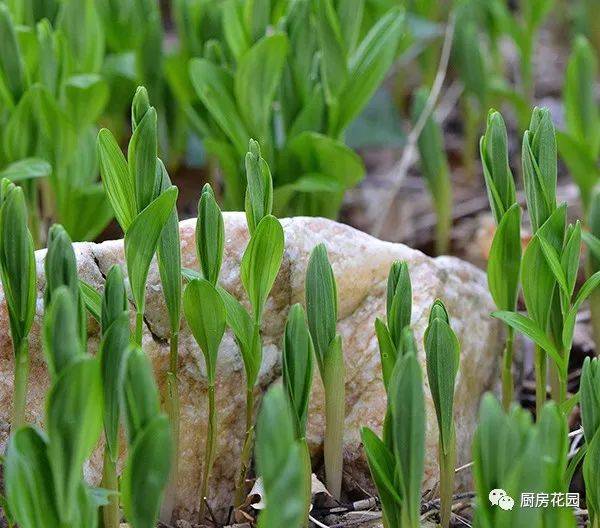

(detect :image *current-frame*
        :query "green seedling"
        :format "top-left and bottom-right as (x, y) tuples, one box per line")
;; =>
(282, 303), (314, 522)
(424, 299), (460, 528)
(5, 285), (104, 528)
(122, 347), (173, 528)
(452, 1), (491, 180)
(362, 352), (425, 528)
(557, 35), (600, 212)
(255, 384), (311, 528)
(180, 0), (404, 217)
(306, 243), (344, 499)
(0, 179), (36, 428)
(411, 87), (453, 254)
(183, 278), (226, 519)
(99, 265), (130, 528)
(98, 86), (181, 522)
(584, 189), (600, 351)
(581, 357), (600, 528)
(472, 394), (574, 527)
(494, 108), (600, 412)
(0, 4), (112, 243)
(98, 87), (179, 345)
(374, 260), (413, 392)
(509, 0), (555, 103)
(216, 140), (285, 508)
(480, 110), (522, 409)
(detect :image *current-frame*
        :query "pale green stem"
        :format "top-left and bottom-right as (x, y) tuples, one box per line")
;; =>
(160, 333), (181, 523)
(11, 342), (29, 430)
(534, 344), (546, 419)
(134, 311), (144, 346)
(199, 384), (217, 521)
(587, 259), (600, 355)
(300, 439), (312, 527)
(501, 328), (515, 411)
(234, 387), (255, 508)
(438, 429), (456, 528)
(101, 446), (119, 528)
(549, 360), (562, 406)
(323, 346), (346, 500)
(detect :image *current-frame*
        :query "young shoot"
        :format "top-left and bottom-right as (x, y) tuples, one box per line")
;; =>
(229, 140), (285, 507)
(282, 303), (314, 519)
(480, 110), (521, 409)
(0, 179), (36, 429)
(424, 299), (460, 528)
(306, 243), (344, 499)
(183, 278), (226, 520)
(581, 358), (600, 528)
(255, 385), (311, 528)
(412, 88), (453, 255)
(99, 266), (130, 528)
(362, 353), (425, 528)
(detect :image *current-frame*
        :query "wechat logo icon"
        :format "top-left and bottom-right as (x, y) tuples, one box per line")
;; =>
(489, 489), (515, 511)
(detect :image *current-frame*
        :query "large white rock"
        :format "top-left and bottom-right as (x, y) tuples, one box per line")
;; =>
(0, 213), (501, 522)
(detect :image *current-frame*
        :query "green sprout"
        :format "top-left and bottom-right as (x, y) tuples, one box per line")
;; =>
(121, 347), (173, 528)
(183, 278), (226, 519)
(480, 110), (522, 409)
(582, 357), (600, 528)
(99, 266), (130, 528)
(557, 35), (600, 212)
(282, 303), (314, 519)
(181, 1), (404, 217)
(0, 179), (36, 429)
(412, 87), (453, 255)
(5, 283), (103, 528)
(424, 299), (459, 528)
(493, 108), (600, 412)
(306, 243), (345, 499)
(362, 352), (425, 528)
(472, 395), (574, 527)
(230, 140), (285, 506)
(255, 384), (311, 528)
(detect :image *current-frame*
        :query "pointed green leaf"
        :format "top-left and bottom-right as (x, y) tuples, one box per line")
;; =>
(183, 278), (226, 384)
(196, 183), (224, 285)
(282, 303), (314, 439)
(4, 427), (60, 528)
(97, 128), (137, 231)
(122, 415), (172, 528)
(124, 187), (178, 315)
(241, 215), (284, 323)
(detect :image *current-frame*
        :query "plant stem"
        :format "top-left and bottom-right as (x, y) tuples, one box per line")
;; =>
(11, 343), (29, 430)
(534, 345), (547, 419)
(323, 343), (346, 500)
(589, 280), (600, 355)
(501, 328), (515, 411)
(438, 429), (456, 528)
(234, 386), (255, 507)
(101, 447), (119, 528)
(135, 311), (144, 346)
(549, 361), (562, 405)
(300, 439), (312, 528)
(199, 384), (217, 521)
(160, 333), (180, 523)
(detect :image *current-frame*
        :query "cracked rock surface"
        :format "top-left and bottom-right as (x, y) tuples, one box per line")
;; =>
(0, 213), (501, 521)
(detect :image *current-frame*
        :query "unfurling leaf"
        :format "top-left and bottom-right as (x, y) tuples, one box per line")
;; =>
(240, 215), (284, 324)
(282, 303), (314, 439)
(183, 278), (226, 384)
(196, 183), (224, 285)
